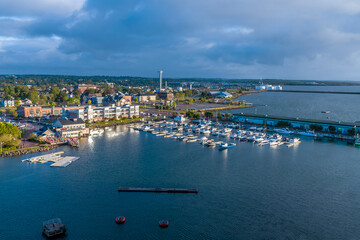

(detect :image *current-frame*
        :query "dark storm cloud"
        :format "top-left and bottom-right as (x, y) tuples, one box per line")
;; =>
(1, 0), (360, 80)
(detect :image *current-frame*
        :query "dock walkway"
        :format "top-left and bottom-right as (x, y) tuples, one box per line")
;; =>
(118, 187), (198, 193)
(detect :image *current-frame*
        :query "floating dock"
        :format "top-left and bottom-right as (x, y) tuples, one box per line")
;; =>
(118, 187), (199, 193)
(22, 152), (64, 163)
(22, 152), (79, 167)
(50, 156), (80, 167)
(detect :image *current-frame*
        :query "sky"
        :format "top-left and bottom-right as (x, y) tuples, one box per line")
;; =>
(1, 0), (360, 80)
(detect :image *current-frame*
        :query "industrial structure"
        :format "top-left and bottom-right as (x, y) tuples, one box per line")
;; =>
(158, 70), (163, 91)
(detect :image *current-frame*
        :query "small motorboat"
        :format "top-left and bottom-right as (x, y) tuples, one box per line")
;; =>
(219, 142), (236, 150)
(42, 218), (66, 238)
(159, 220), (169, 228)
(115, 216), (126, 224)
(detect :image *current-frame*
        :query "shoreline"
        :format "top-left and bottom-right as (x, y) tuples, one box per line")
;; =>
(1, 144), (60, 158)
(1, 119), (146, 158)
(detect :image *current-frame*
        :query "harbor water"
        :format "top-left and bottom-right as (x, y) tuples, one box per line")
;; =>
(231, 86), (360, 122)
(1, 126), (360, 239)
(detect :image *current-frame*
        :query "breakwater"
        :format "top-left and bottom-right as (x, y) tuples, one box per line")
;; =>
(269, 90), (360, 95)
(1, 144), (59, 157)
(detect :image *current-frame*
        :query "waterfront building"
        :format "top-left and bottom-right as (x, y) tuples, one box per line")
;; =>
(17, 105), (63, 118)
(38, 128), (56, 141)
(18, 103), (140, 122)
(53, 119), (89, 137)
(232, 113), (359, 135)
(63, 104), (140, 122)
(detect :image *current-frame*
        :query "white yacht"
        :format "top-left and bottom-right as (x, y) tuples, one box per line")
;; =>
(254, 136), (265, 144)
(269, 139), (281, 146)
(203, 129), (211, 134)
(289, 138), (300, 143)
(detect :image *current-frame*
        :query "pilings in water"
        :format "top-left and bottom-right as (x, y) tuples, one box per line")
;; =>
(118, 187), (199, 193)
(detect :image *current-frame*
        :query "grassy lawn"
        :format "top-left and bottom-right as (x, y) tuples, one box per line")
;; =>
(0, 107), (16, 113)
(88, 118), (142, 127)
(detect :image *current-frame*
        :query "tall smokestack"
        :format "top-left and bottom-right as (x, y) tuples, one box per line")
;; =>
(158, 70), (163, 91)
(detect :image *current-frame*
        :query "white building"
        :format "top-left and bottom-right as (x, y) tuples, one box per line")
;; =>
(209, 91), (233, 98)
(255, 85), (282, 91)
(0, 97), (15, 107)
(63, 104), (140, 122)
(53, 119), (89, 137)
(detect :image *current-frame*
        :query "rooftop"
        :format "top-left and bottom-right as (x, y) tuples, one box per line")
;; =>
(58, 118), (85, 126)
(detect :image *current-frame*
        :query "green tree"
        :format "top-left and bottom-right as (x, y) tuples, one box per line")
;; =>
(174, 92), (185, 100)
(28, 90), (39, 104)
(309, 124), (323, 132)
(39, 94), (48, 105)
(275, 121), (291, 127)
(347, 128), (356, 136)
(15, 85), (29, 99)
(50, 86), (60, 97)
(57, 92), (69, 103)
(205, 111), (213, 119)
(328, 126), (336, 133)
(4, 84), (15, 99)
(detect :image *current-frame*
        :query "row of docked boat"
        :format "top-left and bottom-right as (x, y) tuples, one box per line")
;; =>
(130, 120), (302, 148)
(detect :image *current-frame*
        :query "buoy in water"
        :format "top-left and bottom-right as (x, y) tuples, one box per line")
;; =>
(159, 220), (169, 228)
(115, 216), (126, 224)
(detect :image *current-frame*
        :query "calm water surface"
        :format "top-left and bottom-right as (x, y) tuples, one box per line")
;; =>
(231, 86), (360, 122)
(1, 126), (360, 239)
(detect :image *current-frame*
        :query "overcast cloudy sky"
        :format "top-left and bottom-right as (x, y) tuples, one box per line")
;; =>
(1, 0), (360, 80)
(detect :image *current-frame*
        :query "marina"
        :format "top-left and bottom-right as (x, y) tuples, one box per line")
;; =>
(129, 119), (319, 150)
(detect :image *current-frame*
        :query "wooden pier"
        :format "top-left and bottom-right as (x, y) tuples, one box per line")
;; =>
(118, 187), (199, 193)
(269, 90), (360, 95)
